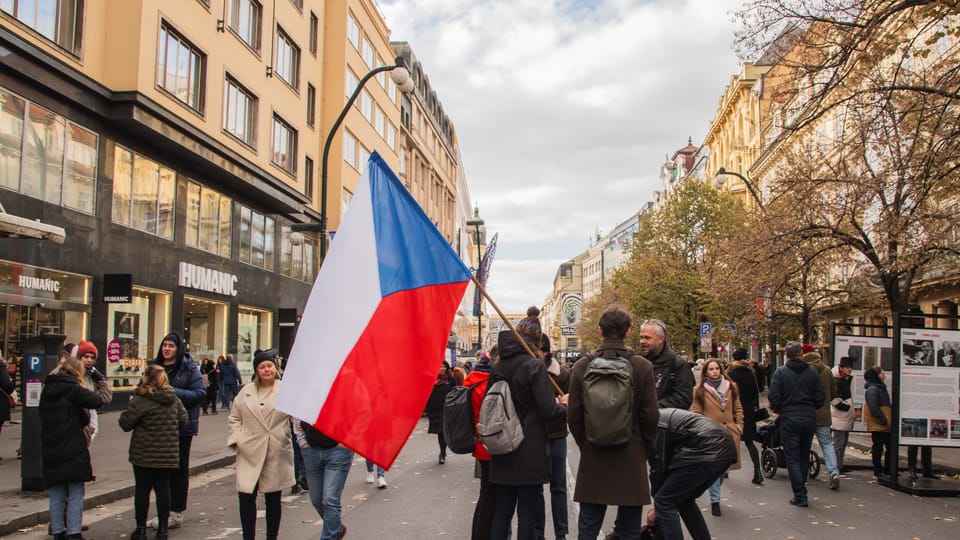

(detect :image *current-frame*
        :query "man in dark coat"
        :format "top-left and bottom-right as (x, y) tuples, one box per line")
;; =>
(638, 319), (694, 409)
(727, 349), (764, 484)
(568, 308), (659, 540)
(488, 316), (567, 540)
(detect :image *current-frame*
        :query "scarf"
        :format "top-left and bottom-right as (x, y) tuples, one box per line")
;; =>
(704, 376), (730, 408)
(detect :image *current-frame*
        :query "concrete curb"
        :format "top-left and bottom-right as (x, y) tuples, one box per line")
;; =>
(0, 453), (235, 537)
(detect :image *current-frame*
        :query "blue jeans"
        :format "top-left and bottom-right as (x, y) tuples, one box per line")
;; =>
(48, 481), (85, 535)
(580, 502), (643, 540)
(708, 475), (723, 503)
(221, 383), (239, 409)
(302, 445), (354, 540)
(780, 415), (816, 502)
(654, 462), (727, 540)
(815, 425), (839, 476)
(365, 459), (385, 477)
(534, 437), (568, 537)
(491, 484), (541, 540)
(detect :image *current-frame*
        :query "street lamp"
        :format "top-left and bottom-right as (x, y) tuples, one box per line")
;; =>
(319, 57), (415, 260)
(466, 213), (484, 349)
(714, 167), (763, 208)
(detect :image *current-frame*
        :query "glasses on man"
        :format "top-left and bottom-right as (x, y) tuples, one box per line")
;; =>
(642, 319), (667, 332)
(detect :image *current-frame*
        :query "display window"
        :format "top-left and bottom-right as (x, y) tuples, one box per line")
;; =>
(237, 305), (273, 378)
(105, 287), (171, 388)
(184, 295), (228, 365)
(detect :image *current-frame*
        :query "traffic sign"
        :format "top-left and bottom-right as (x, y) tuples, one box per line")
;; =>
(700, 322), (712, 337)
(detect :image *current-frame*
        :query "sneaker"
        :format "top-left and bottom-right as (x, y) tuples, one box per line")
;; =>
(830, 473), (840, 490)
(789, 498), (808, 507)
(167, 511), (184, 529)
(377, 476), (388, 489)
(365, 471), (375, 484)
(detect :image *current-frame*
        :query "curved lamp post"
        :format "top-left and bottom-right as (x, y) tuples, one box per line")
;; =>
(714, 167), (763, 208)
(317, 57), (415, 260)
(466, 215), (484, 348)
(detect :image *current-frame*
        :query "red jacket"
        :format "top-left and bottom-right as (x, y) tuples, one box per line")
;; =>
(463, 368), (491, 461)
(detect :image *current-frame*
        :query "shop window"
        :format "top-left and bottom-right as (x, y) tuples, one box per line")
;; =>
(186, 181), (232, 258)
(157, 21), (206, 112)
(105, 287), (170, 388)
(1, 0), (84, 56)
(111, 145), (175, 240)
(239, 205), (275, 270)
(280, 225), (316, 282)
(237, 305), (273, 378)
(184, 295), (227, 364)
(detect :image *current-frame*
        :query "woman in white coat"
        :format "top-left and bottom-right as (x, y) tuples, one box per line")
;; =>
(228, 349), (294, 540)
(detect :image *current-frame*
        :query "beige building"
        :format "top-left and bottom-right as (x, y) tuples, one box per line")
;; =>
(543, 256), (585, 360)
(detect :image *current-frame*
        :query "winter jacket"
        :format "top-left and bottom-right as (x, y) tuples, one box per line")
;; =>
(119, 387), (187, 468)
(463, 365), (491, 461)
(39, 372), (104, 486)
(693, 379), (742, 471)
(0, 359), (14, 423)
(768, 358), (824, 421)
(148, 343), (206, 437)
(201, 362), (220, 386)
(802, 351), (837, 427)
(424, 377), (453, 435)
(647, 346), (694, 409)
(228, 381), (295, 494)
(488, 330), (566, 486)
(649, 408), (737, 494)
(545, 356), (571, 439)
(219, 359), (242, 386)
(830, 365), (855, 432)
(568, 339), (660, 506)
(864, 375), (892, 433)
(727, 361), (761, 443)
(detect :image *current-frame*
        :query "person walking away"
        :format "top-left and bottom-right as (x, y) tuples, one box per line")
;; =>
(863, 366), (892, 480)
(534, 335), (571, 540)
(488, 311), (568, 540)
(767, 341), (824, 507)
(692, 358), (742, 517)
(424, 361), (454, 464)
(727, 349), (764, 485)
(228, 349), (294, 540)
(638, 319), (694, 409)
(568, 308), (659, 540)
(294, 420), (352, 539)
(146, 333), (206, 529)
(801, 344), (840, 490)
(646, 408), (738, 540)
(465, 345), (496, 540)
(119, 365), (187, 540)
(201, 357), (220, 414)
(830, 357), (855, 472)
(40, 358), (106, 540)
(219, 354), (242, 411)
(364, 458), (387, 489)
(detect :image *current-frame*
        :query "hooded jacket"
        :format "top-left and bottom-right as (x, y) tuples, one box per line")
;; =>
(544, 355), (571, 439)
(863, 370), (891, 432)
(119, 386), (188, 468)
(219, 356), (242, 386)
(39, 372), (104, 486)
(649, 408), (737, 493)
(148, 334), (206, 436)
(802, 351), (837, 426)
(768, 357), (824, 420)
(647, 346), (694, 409)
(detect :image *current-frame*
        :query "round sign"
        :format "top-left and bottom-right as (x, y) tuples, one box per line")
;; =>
(107, 339), (122, 364)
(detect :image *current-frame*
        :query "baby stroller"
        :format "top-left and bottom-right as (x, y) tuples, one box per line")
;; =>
(756, 418), (821, 480)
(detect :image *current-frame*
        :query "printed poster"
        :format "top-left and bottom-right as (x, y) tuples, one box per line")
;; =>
(899, 328), (960, 448)
(833, 334), (894, 433)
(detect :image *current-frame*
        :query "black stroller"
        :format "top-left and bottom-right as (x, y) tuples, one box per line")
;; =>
(756, 418), (821, 480)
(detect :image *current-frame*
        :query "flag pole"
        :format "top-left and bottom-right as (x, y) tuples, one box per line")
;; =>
(471, 275), (564, 395)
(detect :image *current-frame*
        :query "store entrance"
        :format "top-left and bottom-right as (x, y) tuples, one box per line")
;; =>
(0, 304), (63, 386)
(183, 296), (227, 362)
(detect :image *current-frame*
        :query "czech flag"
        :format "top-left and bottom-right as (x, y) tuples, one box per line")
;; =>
(277, 152), (472, 469)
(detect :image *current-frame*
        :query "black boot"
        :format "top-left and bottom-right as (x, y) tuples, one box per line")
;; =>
(711, 502), (721, 516)
(752, 465), (764, 485)
(156, 523), (169, 540)
(131, 527), (148, 540)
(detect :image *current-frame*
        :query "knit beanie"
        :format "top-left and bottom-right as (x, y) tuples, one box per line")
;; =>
(515, 306), (543, 346)
(76, 340), (98, 359)
(253, 348), (279, 370)
(802, 343), (815, 355)
(162, 333), (182, 349)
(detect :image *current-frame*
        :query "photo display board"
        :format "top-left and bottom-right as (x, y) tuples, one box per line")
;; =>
(899, 327), (960, 448)
(833, 334), (894, 433)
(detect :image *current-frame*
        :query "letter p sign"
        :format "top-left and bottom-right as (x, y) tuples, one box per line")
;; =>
(27, 354), (42, 374)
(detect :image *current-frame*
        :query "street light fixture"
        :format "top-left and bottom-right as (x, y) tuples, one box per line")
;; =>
(318, 57), (414, 260)
(466, 214), (484, 349)
(714, 167), (763, 208)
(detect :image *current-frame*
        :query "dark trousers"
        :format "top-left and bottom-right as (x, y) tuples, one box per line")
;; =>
(238, 485), (281, 540)
(171, 435), (193, 513)
(133, 466), (172, 528)
(654, 462), (727, 540)
(204, 384), (218, 413)
(907, 445), (932, 475)
(472, 460), (495, 540)
(872, 432), (891, 475)
(491, 484), (540, 540)
(579, 502), (643, 540)
(534, 437), (568, 537)
(744, 438), (761, 472)
(780, 415), (816, 503)
(437, 432), (447, 456)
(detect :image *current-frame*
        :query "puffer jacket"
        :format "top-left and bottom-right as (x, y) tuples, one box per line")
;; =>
(463, 365), (491, 461)
(148, 339), (206, 437)
(802, 351), (837, 427)
(649, 408), (737, 493)
(830, 365), (855, 431)
(119, 386), (187, 468)
(39, 372), (104, 486)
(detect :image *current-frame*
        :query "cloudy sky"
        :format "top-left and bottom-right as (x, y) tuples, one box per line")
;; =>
(380, 0), (747, 312)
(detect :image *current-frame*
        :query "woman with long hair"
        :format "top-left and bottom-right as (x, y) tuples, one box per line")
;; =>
(120, 365), (188, 540)
(692, 358), (743, 517)
(424, 361), (454, 464)
(40, 357), (106, 540)
(228, 349), (294, 540)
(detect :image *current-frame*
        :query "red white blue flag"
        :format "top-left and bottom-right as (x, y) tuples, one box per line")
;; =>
(277, 152), (471, 469)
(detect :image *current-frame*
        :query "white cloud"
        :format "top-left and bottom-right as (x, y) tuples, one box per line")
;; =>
(380, 0), (746, 311)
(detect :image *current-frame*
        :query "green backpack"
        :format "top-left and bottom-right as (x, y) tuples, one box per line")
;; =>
(583, 353), (634, 446)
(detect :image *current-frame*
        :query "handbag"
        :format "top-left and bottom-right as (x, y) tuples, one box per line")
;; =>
(750, 369), (769, 421)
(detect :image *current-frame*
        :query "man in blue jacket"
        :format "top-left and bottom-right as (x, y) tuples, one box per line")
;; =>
(768, 341), (824, 508)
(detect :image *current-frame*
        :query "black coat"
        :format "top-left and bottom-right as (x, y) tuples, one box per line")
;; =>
(40, 373), (104, 486)
(649, 408), (737, 492)
(425, 379), (453, 434)
(727, 361), (760, 442)
(1, 360), (14, 423)
(649, 347), (694, 409)
(488, 330), (566, 486)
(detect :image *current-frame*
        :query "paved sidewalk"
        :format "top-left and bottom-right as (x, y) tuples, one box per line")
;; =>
(0, 407), (235, 537)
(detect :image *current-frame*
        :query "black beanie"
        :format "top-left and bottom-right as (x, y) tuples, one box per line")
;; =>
(253, 348), (279, 370)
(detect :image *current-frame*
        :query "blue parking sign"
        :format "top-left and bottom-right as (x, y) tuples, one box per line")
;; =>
(27, 354), (42, 374)
(700, 323), (712, 337)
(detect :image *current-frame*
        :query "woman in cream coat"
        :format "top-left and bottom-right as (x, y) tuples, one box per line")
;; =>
(228, 349), (294, 540)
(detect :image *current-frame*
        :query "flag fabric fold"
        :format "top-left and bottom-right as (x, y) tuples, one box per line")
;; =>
(277, 152), (471, 469)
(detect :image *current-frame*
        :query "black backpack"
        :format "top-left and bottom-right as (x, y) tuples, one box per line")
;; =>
(442, 382), (481, 454)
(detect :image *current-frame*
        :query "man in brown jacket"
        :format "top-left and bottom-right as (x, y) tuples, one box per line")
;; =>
(568, 308), (659, 540)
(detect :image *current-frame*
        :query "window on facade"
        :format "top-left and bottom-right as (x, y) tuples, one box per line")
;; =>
(185, 181), (232, 258)
(239, 205), (275, 270)
(341, 188), (352, 214)
(398, 146), (406, 174)
(1, 0), (83, 55)
(271, 114), (297, 174)
(304, 156), (313, 199)
(280, 225), (316, 282)
(343, 130), (356, 168)
(376, 54), (386, 86)
(387, 121), (396, 150)
(112, 146), (175, 239)
(345, 67), (359, 99)
(388, 76), (397, 103)
(347, 11), (360, 50)
(227, 0), (261, 52)
(223, 76), (256, 145)
(358, 145), (370, 170)
(289, 0), (302, 10)
(360, 89), (373, 122)
(306, 83), (316, 127)
(308, 11), (318, 55)
(375, 105), (385, 138)
(157, 22), (205, 112)
(361, 35), (374, 67)
(274, 27), (299, 89)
